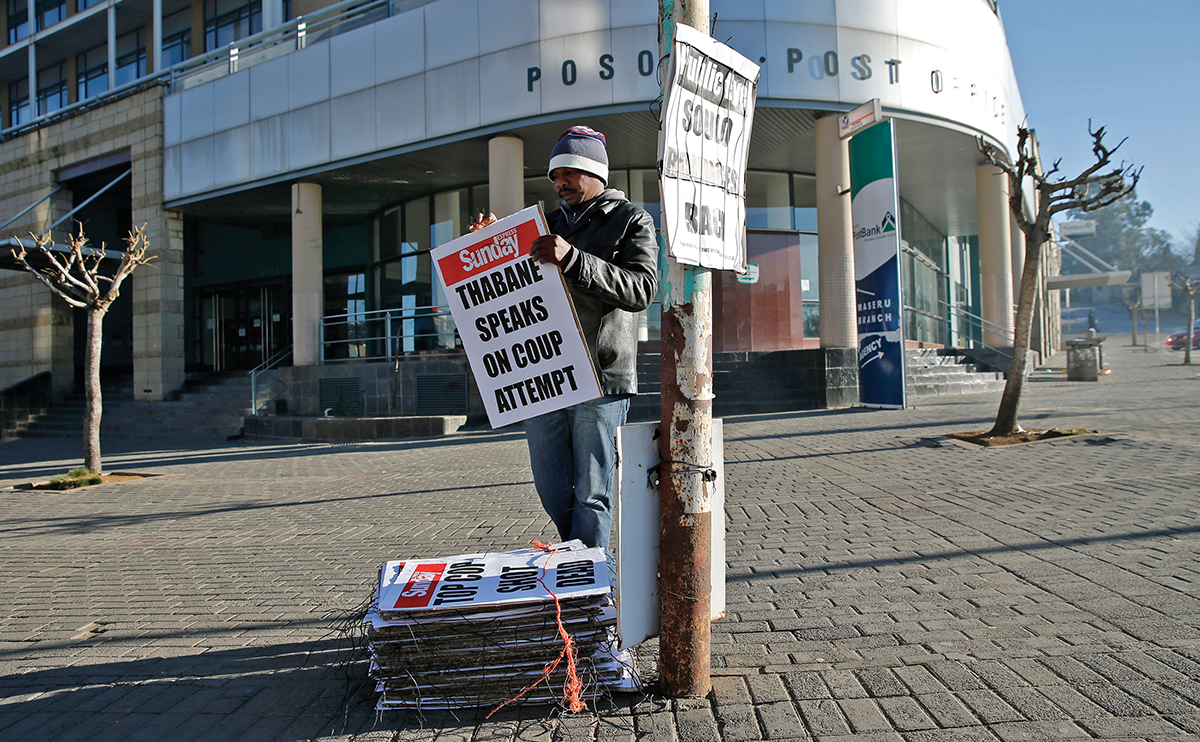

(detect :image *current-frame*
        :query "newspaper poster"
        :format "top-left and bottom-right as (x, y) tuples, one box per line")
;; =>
(376, 544), (609, 614)
(432, 206), (601, 428)
(659, 23), (760, 272)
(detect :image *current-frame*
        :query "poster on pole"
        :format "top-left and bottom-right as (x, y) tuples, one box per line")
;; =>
(849, 119), (907, 409)
(659, 23), (760, 272)
(432, 206), (601, 428)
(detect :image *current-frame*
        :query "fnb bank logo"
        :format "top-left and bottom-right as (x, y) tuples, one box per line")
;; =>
(437, 219), (540, 287)
(853, 212), (897, 240)
(391, 563), (447, 609)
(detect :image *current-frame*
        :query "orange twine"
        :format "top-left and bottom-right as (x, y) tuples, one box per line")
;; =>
(486, 541), (587, 717)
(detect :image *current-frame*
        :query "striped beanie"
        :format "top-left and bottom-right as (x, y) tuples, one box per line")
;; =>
(547, 125), (609, 184)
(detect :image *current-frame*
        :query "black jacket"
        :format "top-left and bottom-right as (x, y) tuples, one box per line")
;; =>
(549, 190), (659, 396)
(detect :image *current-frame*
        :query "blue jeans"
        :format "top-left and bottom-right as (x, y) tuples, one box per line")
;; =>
(524, 395), (630, 552)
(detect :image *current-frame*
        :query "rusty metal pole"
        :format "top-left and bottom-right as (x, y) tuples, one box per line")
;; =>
(658, 0), (713, 698)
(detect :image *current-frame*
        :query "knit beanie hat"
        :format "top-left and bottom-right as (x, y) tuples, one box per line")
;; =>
(547, 125), (609, 184)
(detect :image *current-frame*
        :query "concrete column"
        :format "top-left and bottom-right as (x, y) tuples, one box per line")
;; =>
(263, 0), (285, 31)
(131, 212), (186, 402)
(150, 0), (163, 75)
(107, 6), (117, 91)
(27, 31), (35, 117)
(488, 136), (524, 218)
(292, 183), (324, 366)
(814, 115), (856, 349)
(976, 164), (1014, 346)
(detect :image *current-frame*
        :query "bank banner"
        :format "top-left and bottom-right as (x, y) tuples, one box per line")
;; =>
(432, 206), (601, 428)
(849, 120), (907, 409)
(659, 24), (760, 272)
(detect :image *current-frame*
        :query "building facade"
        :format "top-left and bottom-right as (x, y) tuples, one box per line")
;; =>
(0, 0), (1054, 412)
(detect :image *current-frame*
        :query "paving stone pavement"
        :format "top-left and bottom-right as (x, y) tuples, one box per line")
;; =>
(2, 339), (1199, 741)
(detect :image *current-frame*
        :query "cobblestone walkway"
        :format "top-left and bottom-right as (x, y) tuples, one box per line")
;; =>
(1, 341), (1198, 740)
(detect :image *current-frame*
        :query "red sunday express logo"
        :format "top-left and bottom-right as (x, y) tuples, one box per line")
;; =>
(437, 219), (542, 288)
(390, 562), (448, 609)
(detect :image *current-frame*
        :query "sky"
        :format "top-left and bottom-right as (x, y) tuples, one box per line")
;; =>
(998, 1), (1200, 250)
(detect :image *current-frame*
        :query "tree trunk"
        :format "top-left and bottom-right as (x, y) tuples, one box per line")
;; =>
(1129, 308), (1138, 346)
(84, 307), (106, 474)
(989, 232), (1044, 436)
(1186, 290), (1196, 365)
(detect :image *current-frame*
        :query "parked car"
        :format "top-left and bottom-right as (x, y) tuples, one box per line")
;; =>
(1167, 320), (1200, 350)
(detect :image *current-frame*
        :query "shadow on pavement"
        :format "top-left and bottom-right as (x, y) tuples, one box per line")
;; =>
(0, 479), (535, 538)
(0, 637), (375, 742)
(727, 523), (1200, 582)
(0, 429), (527, 484)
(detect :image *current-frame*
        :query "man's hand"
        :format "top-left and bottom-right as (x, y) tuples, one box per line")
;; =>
(529, 234), (575, 266)
(467, 212), (497, 233)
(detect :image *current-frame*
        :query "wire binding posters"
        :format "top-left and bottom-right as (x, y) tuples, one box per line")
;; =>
(432, 206), (601, 428)
(659, 24), (760, 272)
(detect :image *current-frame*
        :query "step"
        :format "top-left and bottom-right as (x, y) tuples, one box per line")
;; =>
(17, 373), (253, 443)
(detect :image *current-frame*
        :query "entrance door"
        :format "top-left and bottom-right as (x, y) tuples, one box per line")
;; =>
(199, 284), (291, 372)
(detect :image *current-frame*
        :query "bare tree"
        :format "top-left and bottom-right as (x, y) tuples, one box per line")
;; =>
(1171, 270), (1199, 365)
(979, 124), (1139, 437)
(1121, 288), (1142, 347)
(12, 225), (153, 474)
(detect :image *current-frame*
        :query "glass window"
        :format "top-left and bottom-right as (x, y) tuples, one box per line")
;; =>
(746, 171), (791, 229)
(900, 198), (946, 268)
(7, 0), (28, 44)
(324, 273), (367, 359)
(898, 200), (950, 345)
(799, 232), (819, 338)
(625, 169), (661, 227)
(792, 174), (818, 232)
(115, 29), (147, 87)
(36, 63), (66, 116)
(77, 45), (108, 101)
(35, 0), (64, 31)
(162, 10), (193, 68)
(432, 188), (468, 246)
(77, 0), (103, 10)
(470, 183), (490, 219)
(206, 0), (262, 51)
(377, 206), (400, 262)
(524, 175), (558, 213)
(8, 78), (29, 127)
(404, 197), (430, 254)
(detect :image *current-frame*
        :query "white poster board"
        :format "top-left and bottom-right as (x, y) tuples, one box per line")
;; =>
(659, 24), (760, 272)
(1141, 271), (1171, 309)
(432, 206), (601, 428)
(377, 543), (608, 613)
(614, 420), (725, 649)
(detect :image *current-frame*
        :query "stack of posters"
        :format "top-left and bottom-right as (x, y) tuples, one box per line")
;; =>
(365, 542), (638, 711)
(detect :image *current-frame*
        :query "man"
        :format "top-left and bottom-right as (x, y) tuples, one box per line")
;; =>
(524, 125), (659, 553)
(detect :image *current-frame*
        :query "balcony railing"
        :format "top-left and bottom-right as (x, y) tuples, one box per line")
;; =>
(0, 0), (397, 138)
(320, 304), (460, 364)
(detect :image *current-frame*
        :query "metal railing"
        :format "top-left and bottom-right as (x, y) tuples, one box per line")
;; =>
(1, 0), (394, 139)
(930, 299), (1015, 364)
(249, 345), (293, 415)
(320, 305), (459, 364)
(169, 0), (392, 92)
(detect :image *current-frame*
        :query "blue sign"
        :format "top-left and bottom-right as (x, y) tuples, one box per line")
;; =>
(849, 120), (906, 409)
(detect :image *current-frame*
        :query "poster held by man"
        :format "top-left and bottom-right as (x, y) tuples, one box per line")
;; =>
(432, 206), (602, 428)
